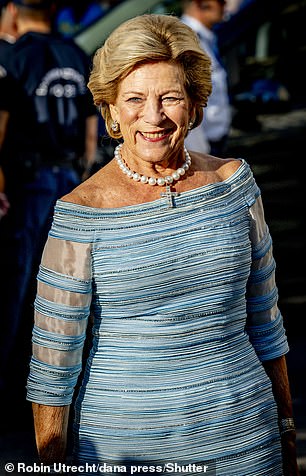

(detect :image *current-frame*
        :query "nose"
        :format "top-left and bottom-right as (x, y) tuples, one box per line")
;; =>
(142, 98), (165, 125)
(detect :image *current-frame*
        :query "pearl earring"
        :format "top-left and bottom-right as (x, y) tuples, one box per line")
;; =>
(111, 120), (119, 132)
(188, 121), (194, 130)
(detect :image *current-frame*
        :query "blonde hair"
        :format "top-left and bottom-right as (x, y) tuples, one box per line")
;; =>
(88, 14), (212, 139)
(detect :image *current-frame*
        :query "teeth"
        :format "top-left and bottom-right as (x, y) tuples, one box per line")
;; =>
(141, 132), (168, 139)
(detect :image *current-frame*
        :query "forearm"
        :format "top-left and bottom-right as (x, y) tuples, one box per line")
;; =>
(0, 110), (9, 149)
(32, 403), (70, 464)
(263, 355), (300, 476)
(263, 355), (293, 419)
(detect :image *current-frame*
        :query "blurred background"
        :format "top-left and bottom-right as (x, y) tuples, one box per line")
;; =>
(1, 0), (305, 473)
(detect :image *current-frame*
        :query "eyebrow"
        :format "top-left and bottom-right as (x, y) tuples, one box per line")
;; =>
(122, 91), (144, 97)
(122, 89), (185, 96)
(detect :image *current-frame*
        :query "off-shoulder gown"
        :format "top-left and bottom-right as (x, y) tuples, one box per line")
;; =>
(27, 160), (288, 475)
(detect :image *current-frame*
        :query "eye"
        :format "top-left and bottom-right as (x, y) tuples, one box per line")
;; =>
(126, 97), (143, 103)
(162, 97), (184, 104)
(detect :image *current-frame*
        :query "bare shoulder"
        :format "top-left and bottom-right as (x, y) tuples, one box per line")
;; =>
(216, 157), (242, 181)
(61, 161), (116, 208)
(60, 180), (98, 208)
(190, 151), (242, 181)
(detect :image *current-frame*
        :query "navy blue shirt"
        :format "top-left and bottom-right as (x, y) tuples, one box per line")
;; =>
(0, 38), (15, 111)
(0, 31), (97, 169)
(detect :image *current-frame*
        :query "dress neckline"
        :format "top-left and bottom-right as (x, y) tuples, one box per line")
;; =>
(57, 159), (247, 214)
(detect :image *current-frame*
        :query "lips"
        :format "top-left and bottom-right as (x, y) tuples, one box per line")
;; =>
(139, 129), (172, 141)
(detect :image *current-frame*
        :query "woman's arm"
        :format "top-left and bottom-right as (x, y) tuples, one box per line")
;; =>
(32, 404), (70, 464)
(263, 356), (300, 476)
(27, 208), (93, 463)
(245, 193), (299, 475)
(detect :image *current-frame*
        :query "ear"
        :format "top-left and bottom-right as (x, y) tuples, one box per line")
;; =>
(189, 104), (196, 124)
(109, 104), (119, 122)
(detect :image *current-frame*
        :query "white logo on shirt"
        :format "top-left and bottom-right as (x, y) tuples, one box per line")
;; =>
(35, 67), (86, 98)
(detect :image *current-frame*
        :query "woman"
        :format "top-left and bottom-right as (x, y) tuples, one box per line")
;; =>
(27, 14), (299, 475)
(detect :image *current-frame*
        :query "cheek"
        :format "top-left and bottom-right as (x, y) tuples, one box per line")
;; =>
(173, 107), (189, 127)
(177, 103), (189, 120)
(118, 107), (138, 126)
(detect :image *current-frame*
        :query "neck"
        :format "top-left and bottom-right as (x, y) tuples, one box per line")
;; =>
(115, 144), (191, 187)
(17, 19), (51, 36)
(121, 145), (187, 178)
(184, 10), (216, 30)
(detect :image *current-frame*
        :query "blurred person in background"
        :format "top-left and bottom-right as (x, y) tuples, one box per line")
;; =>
(0, 0), (17, 61)
(55, 0), (110, 38)
(0, 0), (98, 410)
(0, 0), (17, 59)
(181, 0), (231, 156)
(0, 0), (17, 218)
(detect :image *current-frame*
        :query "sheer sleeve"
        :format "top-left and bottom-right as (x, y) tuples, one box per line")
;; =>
(245, 195), (289, 362)
(27, 232), (92, 406)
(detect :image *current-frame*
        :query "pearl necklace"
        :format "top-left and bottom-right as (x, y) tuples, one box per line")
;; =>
(114, 143), (191, 186)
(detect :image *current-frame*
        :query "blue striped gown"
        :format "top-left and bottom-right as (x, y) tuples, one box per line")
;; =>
(27, 160), (288, 475)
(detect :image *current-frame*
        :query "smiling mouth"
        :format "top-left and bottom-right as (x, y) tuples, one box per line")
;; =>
(139, 130), (172, 140)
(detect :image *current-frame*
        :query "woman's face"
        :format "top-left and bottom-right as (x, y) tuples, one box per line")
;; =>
(110, 61), (194, 166)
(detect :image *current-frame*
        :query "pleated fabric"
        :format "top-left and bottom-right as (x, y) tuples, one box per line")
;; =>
(27, 159), (288, 475)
